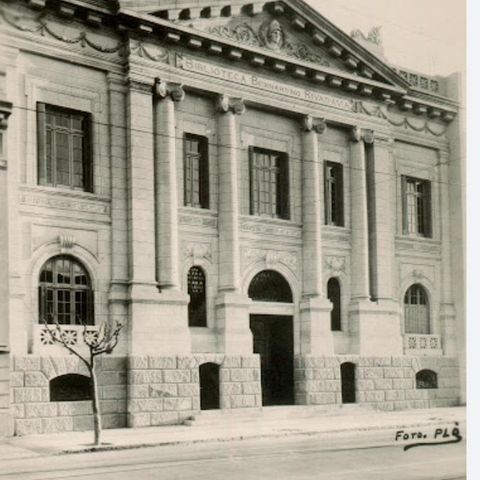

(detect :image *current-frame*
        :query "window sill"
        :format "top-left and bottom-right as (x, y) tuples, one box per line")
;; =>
(20, 185), (110, 203)
(242, 214), (300, 227)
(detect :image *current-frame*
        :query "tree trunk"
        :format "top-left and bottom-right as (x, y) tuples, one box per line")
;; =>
(90, 358), (102, 446)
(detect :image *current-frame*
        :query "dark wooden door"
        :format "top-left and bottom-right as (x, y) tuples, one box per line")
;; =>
(250, 315), (294, 406)
(199, 363), (220, 410)
(341, 362), (356, 404)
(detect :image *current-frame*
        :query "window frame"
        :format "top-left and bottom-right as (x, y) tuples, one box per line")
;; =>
(249, 146), (290, 220)
(183, 133), (210, 209)
(37, 102), (93, 192)
(401, 175), (432, 238)
(187, 266), (207, 327)
(404, 283), (430, 334)
(324, 161), (344, 227)
(39, 255), (94, 326)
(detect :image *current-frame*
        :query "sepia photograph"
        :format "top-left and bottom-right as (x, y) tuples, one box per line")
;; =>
(0, 0), (469, 478)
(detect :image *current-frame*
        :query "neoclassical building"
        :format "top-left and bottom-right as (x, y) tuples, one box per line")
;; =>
(0, 0), (465, 435)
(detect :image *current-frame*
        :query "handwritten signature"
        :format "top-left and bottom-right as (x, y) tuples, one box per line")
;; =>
(395, 422), (463, 451)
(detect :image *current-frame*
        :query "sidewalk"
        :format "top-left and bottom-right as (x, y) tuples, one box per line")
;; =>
(2, 406), (465, 458)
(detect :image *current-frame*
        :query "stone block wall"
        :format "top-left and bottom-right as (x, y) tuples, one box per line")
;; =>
(0, 353), (10, 436)
(128, 354), (261, 427)
(295, 355), (459, 410)
(11, 356), (127, 436)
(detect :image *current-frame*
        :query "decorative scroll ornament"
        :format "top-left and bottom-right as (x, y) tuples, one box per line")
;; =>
(351, 26), (382, 46)
(209, 19), (330, 67)
(0, 6), (124, 56)
(128, 40), (169, 63)
(58, 235), (75, 252)
(351, 126), (362, 142)
(243, 248), (298, 272)
(217, 95), (246, 115)
(154, 78), (185, 102)
(362, 129), (375, 144)
(303, 115), (327, 134)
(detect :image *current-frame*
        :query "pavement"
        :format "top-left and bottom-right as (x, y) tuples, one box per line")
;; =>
(0, 406), (466, 460)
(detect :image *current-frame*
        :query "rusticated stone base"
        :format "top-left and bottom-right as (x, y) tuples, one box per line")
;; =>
(0, 353), (10, 436)
(11, 356), (127, 436)
(128, 354), (261, 427)
(295, 355), (460, 410)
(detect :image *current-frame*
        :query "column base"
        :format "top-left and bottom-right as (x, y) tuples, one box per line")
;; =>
(299, 296), (334, 356)
(129, 288), (191, 356)
(215, 292), (252, 355)
(349, 298), (402, 356)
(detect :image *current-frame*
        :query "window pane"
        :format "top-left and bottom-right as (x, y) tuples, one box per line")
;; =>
(55, 131), (70, 185)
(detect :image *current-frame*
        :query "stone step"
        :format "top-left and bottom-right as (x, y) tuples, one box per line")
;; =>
(184, 404), (371, 426)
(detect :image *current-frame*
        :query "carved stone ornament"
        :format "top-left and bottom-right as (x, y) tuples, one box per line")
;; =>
(362, 129), (375, 144)
(129, 40), (169, 63)
(242, 247), (297, 272)
(0, 5), (124, 56)
(324, 256), (346, 276)
(217, 95), (246, 115)
(184, 243), (212, 263)
(58, 234), (75, 252)
(303, 115), (327, 134)
(412, 269), (425, 280)
(351, 126), (362, 142)
(208, 19), (330, 67)
(351, 26), (382, 46)
(154, 78), (185, 102)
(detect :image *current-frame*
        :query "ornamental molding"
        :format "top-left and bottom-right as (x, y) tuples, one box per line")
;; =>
(354, 101), (448, 137)
(20, 193), (110, 215)
(183, 242), (213, 263)
(351, 26), (382, 46)
(154, 78), (185, 102)
(323, 256), (346, 276)
(242, 247), (298, 272)
(303, 115), (326, 134)
(208, 19), (330, 67)
(0, 6), (124, 57)
(128, 40), (169, 64)
(395, 238), (442, 258)
(217, 95), (246, 115)
(179, 213), (218, 229)
(240, 218), (302, 239)
(58, 234), (75, 252)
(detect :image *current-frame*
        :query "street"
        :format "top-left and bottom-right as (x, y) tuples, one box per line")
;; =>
(0, 434), (465, 480)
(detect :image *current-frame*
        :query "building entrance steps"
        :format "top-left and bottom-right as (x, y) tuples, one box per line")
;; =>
(183, 404), (372, 426)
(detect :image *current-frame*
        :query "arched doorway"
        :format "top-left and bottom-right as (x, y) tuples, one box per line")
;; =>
(248, 270), (294, 406)
(340, 362), (356, 404)
(199, 363), (220, 410)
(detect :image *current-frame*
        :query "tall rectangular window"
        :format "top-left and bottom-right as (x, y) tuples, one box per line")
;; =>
(249, 147), (289, 219)
(37, 103), (92, 192)
(184, 133), (209, 209)
(402, 176), (432, 237)
(324, 161), (344, 226)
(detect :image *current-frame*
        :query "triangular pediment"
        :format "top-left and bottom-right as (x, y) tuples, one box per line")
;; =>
(120, 0), (410, 91)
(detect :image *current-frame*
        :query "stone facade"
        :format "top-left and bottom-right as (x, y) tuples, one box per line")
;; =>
(0, 0), (465, 436)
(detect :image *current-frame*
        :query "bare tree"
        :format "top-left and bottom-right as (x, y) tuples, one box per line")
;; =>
(43, 316), (123, 446)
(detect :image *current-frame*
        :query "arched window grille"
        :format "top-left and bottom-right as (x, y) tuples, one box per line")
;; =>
(327, 278), (342, 331)
(248, 270), (293, 303)
(50, 374), (92, 401)
(188, 266), (207, 327)
(39, 255), (94, 325)
(404, 284), (430, 334)
(416, 369), (438, 389)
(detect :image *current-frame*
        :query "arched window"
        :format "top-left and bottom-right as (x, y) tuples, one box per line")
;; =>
(39, 255), (93, 325)
(50, 374), (92, 401)
(188, 266), (207, 327)
(416, 369), (438, 389)
(327, 278), (341, 331)
(404, 284), (430, 334)
(248, 270), (293, 303)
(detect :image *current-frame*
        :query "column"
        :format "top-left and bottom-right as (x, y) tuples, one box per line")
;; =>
(299, 115), (333, 356)
(215, 95), (252, 354)
(437, 150), (456, 355)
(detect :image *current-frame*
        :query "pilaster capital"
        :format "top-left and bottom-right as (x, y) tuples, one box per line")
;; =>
(153, 78), (185, 102)
(350, 126), (392, 146)
(217, 95), (246, 115)
(303, 115), (327, 134)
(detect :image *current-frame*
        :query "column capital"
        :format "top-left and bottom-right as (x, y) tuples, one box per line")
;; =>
(153, 78), (185, 102)
(217, 94), (246, 115)
(350, 127), (392, 146)
(302, 115), (327, 134)
(0, 101), (12, 130)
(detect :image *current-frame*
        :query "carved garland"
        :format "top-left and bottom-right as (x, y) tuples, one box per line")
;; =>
(0, 6), (124, 56)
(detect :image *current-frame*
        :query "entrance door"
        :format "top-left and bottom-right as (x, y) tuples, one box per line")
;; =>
(199, 363), (220, 410)
(250, 315), (294, 406)
(341, 362), (356, 404)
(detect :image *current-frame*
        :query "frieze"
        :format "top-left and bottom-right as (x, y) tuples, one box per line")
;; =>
(242, 247), (298, 272)
(354, 101), (448, 137)
(0, 6), (124, 57)
(183, 242), (213, 263)
(179, 213), (218, 229)
(209, 19), (330, 67)
(128, 40), (169, 63)
(240, 218), (302, 239)
(20, 193), (110, 215)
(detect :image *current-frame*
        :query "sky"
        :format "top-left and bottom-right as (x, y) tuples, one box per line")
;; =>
(305, 0), (466, 77)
